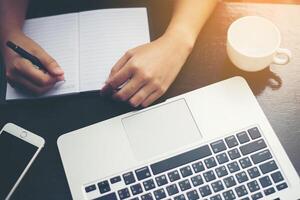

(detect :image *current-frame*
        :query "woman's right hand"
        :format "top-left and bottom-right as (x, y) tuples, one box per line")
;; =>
(1, 31), (64, 94)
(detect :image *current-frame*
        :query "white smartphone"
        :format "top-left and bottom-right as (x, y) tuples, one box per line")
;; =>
(0, 123), (45, 200)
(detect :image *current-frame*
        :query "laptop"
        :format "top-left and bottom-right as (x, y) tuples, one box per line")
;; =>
(57, 77), (300, 200)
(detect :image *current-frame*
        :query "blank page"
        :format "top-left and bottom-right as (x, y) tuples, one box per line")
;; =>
(79, 8), (150, 91)
(6, 13), (80, 100)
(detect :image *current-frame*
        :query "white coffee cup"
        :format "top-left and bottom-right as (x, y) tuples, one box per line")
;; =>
(227, 16), (292, 72)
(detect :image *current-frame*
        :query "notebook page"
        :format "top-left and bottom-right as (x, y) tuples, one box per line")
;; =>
(6, 13), (79, 100)
(79, 8), (150, 91)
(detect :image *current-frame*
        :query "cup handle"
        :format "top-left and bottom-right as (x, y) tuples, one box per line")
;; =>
(272, 48), (292, 65)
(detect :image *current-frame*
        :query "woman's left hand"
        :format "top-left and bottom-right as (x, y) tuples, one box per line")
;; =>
(101, 33), (193, 107)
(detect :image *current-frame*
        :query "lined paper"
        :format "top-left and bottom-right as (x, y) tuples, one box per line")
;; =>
(79, 8), (150, 91)
(5, 8), (150, 100)
(6, 13), (80, 100)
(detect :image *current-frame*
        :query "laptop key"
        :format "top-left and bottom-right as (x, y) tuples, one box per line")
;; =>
(174, 194), (186, 200)
(251, 149), (272, 164)
(153, 188), (166, 200)
(222, 190), (236, 200)
(247, 167), (260, 179)
(227, 161), (240, 173)
(130, 198), (139, 200)
(95, 192), (118, 200)
(216, 153), (229, 164)
(191, 174), (204, 186)
(130, 183), (143, 196)
(259, 176), (272, 188)
(211, 180), (224, 192)
(118, 188), (130, 199)
(276, 182), (288, 191)
(215, 166), (228, 177)
(223, 176), (236, 188)
(236, 131), (250, 144)
(180, 165), (193, 177)
(85, 184), (96, 193)
(143, 179), (155, 191)
(203, 170), (216, 182)
(251, 192), (263, 200)
(166, 183), (179, 196)
(264, 187), (276, 196)
(247, 180), (260, 192)
(204, 157), (217, 168)
(239, 157), (252, 169)
(241, 198), (250, 200)
(248, 127), (261, 140)
(168, 170), (180, 182)
(228, 148), (241, 160)
(110, 176), (121, 184)
(98, 180), (111, 194)
(192, 161), (205, 173)
(271, 171), (284, 183)
(259, 160), (278, 174)
(225, 135), (238, 148)
(239, 139), (266, 156)
(141, 193), (154, 200)
(235, 185), (248, 197)
(210, 139), (227, 153)
(155, 174), (168, 186)
(235, 171), (248, 183)
(123, 172), (136, 185)
(186, 190), (199, 200)
(210, 194), (222, 200)
(135, 166), (151, 181)
(179, 179), (192, 191)
(199, 185), (212, 197)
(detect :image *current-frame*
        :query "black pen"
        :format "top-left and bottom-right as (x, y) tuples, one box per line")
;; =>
(6, 41), (46, 71)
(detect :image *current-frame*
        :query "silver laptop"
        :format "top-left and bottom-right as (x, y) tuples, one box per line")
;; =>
(57, 77), (300, 200)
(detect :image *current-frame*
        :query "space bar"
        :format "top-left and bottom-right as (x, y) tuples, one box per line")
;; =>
(150, 144), (212, 175)
(94, 192), (117, 200)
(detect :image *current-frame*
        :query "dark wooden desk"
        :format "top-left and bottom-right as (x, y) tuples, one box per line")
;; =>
(0, 1), (299, 199)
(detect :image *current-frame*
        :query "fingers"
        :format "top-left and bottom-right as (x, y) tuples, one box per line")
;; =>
(104, 54), (167, 107)
(141, 89), (164, 107)
(112, 73), (148, 102)
(7, 70), (53, 95)
(6, 57), (59, 95)
(128, 83), (157, 107)
(109, 51), (132, 79)
(12, 58), (62, 87)
(104, 59), (136, 90)
(33, 47), (64, 77)
(101, 53), (132, 95)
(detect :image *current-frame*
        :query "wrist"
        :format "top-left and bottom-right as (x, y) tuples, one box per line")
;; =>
(162, 27), (196, 54)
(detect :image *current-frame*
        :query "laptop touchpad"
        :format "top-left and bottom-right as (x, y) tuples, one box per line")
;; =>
(122, 99), (202, 161)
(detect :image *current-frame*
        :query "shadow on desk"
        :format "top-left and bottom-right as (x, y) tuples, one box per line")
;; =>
(222, 59), (283, 96)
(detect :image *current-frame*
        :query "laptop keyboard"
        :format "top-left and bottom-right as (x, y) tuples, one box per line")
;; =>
(83, 126), (288, 200)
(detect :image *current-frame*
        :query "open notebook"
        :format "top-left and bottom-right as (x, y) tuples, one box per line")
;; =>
(6, 8), (150, 100)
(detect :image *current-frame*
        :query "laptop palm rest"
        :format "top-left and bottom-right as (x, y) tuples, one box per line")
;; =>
(121, 99), (202, 161)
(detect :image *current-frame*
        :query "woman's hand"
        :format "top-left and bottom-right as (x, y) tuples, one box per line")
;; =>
(2, 31), (64, 94)
(102, 32), (193, 107)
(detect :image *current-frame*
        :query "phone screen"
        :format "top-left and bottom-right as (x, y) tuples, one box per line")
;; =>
(0, 131), (38, 199)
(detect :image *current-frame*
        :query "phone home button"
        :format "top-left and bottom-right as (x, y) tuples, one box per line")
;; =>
(20, 131), (27, 138)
